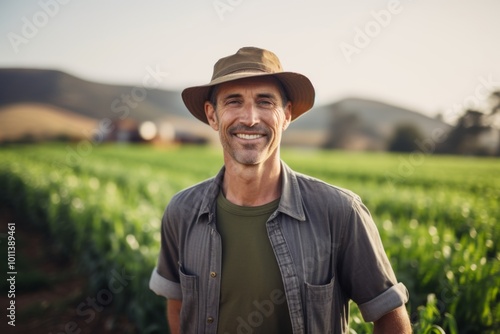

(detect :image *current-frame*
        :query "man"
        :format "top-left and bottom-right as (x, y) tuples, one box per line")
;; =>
(150, 46), (411, 333)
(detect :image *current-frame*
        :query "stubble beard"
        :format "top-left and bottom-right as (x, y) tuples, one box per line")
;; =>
(222, 124), (273, 166)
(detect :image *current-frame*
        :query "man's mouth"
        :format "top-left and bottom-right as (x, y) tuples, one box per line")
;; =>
(235, 133), (264, 140)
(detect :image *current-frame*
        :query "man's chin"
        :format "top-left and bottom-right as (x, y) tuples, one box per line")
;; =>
(230, 151), (265, 166)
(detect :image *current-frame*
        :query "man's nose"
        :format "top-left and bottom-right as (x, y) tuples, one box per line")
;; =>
(240, 102), (260, 127)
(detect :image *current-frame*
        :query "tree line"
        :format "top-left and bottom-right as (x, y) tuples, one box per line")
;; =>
(390, 91), (500, 156)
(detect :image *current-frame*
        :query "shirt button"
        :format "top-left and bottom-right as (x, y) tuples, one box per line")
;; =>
(207, 316), (214, 323)
(210, 271), (217, 278)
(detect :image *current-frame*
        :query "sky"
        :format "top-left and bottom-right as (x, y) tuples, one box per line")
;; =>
(1, 0), (499, 123)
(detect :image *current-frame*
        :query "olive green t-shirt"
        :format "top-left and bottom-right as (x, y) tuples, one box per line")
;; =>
(216, 192), (293, 334)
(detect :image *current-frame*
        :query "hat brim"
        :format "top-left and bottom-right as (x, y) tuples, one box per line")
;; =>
(181, 71), (315, 124)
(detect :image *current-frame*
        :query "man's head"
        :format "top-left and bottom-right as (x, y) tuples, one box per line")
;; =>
(204, 75), (292, 166)
(181, 47), (315, 124)
(181, 47), (315, 166)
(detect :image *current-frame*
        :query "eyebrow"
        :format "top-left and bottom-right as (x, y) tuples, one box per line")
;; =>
(221, 92), (279, 101)
(256, 93), (279, 100)
(221, 93), (242, 101)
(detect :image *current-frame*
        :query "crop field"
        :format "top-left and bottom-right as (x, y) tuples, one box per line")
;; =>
(0, 144), (499, 333)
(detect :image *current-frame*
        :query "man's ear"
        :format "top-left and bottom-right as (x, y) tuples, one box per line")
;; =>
(204, 101), (219, 131)
(282, 101), (292, 131)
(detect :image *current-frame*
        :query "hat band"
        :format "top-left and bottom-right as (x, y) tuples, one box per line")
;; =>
(213, 62), (275, 80)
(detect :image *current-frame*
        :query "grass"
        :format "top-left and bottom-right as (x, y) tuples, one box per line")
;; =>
(0, 143), (498, 333)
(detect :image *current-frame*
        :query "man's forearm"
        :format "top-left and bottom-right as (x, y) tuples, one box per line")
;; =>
(373, 305), (412, 334)
(167, 299), (182, 334)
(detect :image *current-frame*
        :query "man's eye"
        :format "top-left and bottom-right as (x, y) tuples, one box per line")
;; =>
(258, 100), (273, 106)
(226, 100), (241, 105)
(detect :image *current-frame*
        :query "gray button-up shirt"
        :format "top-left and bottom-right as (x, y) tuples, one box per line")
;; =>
(150, 161), (409, 333)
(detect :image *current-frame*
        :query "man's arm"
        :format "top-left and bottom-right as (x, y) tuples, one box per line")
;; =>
(166, 299), (182, 334)
(373, 305), (412, 334)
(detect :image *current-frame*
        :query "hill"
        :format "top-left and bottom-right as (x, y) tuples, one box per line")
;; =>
(0, 68), (188, 122)
(0, 103), (97, 142)
(285, 97), (452, 149)
(0, 68), (452, 149)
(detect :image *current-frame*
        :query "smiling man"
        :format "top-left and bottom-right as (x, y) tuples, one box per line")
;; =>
(149, 47), (412, 334)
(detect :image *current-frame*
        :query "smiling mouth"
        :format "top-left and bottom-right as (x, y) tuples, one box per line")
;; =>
(235, 133), (264, 140)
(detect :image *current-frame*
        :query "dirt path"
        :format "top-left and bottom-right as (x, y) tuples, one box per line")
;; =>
(0, 206), (137, 333)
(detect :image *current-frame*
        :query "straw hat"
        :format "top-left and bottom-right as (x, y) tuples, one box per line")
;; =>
(181, 47), (315, 124)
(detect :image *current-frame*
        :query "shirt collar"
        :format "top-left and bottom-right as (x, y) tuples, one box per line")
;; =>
(277, 161), (306, 222)
(199, 166), (225, 220)
(199, 161), (306, 222)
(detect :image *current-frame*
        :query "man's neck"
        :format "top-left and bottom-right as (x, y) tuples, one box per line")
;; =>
(222, 158), (282, 207)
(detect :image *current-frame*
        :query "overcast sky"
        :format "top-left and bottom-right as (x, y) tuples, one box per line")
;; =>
(1, 0), (499, 122)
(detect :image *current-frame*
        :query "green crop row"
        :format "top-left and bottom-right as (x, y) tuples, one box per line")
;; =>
(1, 144), (498, 333)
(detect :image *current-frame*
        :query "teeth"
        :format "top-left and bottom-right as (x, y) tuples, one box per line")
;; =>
(236, 134), (263, 140)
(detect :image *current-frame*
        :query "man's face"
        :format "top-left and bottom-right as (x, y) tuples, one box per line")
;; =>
(204, 76), (292, 167)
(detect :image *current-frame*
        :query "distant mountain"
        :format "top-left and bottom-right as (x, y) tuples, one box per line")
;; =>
(0, 103), (97, 142)
(0, 68), (452, 150)
(285, 97), (452, 149)
(0, 68), (189, 122)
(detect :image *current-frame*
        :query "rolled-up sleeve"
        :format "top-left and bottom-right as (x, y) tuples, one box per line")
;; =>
(149, 202), (182, 299)
(339, 197), (409, 321)
(149, 267), (182, 299)
(358, 282), (409, 322)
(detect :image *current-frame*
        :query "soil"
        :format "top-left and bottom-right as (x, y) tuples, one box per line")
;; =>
(0, 206), (138, 334)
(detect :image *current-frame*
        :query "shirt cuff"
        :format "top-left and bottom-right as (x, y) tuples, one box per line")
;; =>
(357, 282), (409, 322)
(149, 267), (182, 300)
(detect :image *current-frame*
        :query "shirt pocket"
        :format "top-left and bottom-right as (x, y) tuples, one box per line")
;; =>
(179, 267), (199, 334)
(305, 277), (334, 333)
